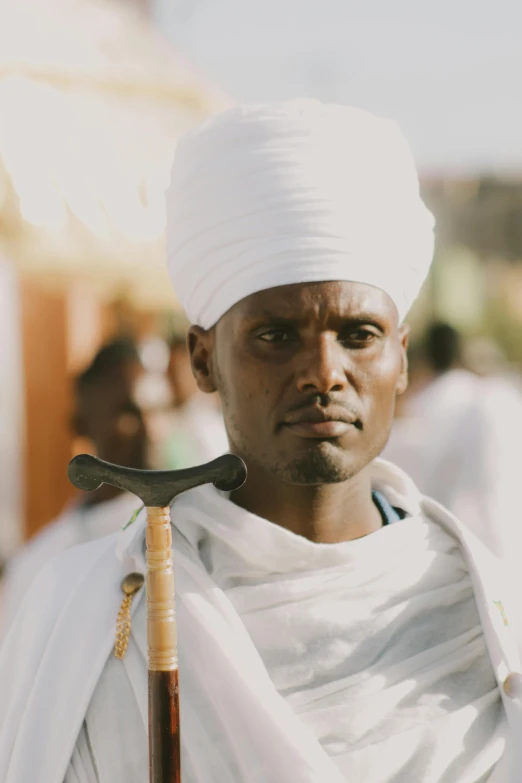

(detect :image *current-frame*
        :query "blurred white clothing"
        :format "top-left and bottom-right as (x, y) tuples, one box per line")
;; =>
(0, 492), (139, 636)
(384, 369), (522, 566)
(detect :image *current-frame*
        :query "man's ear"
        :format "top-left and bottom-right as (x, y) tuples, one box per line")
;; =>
(396, 324), (410, 396)
(187, 326), (217, 394)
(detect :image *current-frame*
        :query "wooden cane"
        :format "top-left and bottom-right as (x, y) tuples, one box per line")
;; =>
(68, 453), (247, 783)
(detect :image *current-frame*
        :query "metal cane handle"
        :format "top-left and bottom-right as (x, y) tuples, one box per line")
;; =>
(68, 453), (247, 508)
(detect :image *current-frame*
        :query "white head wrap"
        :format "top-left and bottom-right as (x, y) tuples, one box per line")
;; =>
(166, 100), (434, 328)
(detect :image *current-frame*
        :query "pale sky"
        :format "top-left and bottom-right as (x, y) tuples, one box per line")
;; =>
(154, 0), (522, 174)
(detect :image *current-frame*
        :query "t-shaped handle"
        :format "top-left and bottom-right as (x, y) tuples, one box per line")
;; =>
(68, 453), (247, 507)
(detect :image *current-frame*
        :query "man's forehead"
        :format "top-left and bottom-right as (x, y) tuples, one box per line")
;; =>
(230, 281), (398, 322)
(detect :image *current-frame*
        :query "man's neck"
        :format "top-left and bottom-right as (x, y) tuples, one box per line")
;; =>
(231, 463), (382, 544)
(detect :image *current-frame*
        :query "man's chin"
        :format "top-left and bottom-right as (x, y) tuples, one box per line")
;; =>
(276, 442), (359, 485)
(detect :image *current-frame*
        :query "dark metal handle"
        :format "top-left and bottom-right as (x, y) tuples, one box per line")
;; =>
(68, 453), (247, 507)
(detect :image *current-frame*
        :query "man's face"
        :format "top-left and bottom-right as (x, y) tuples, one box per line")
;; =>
(78, 361), (149, 470)
(189, 281), (408, 485)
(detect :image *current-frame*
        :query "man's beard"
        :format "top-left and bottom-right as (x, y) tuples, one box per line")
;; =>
(277, 442), (352, 485)
(236, 439), (353, 486)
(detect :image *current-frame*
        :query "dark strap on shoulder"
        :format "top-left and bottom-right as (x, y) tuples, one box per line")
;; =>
(372, 490), (407, 526)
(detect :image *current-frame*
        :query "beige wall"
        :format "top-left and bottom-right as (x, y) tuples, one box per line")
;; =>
(22, 281), (74, 538)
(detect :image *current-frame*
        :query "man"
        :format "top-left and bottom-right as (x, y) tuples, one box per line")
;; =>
(1, 101), (521, 783)
(384, 322), (522, 566)
(149, 329), (228, 469)
(0, 339), (148, 632)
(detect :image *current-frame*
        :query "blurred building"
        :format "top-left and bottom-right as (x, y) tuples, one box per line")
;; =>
(0, 0), (231, 555)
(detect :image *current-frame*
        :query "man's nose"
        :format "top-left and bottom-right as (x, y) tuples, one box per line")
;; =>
(295, 336), (348, 394)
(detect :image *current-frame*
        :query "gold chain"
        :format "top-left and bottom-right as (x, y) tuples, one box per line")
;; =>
(114, 572), (144, 660)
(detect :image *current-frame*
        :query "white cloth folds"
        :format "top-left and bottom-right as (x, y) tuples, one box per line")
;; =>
(69, 470), (508, 782)
(1, 492), (139, 636)
(2, 462), (522, 783)
(166, 100), (435, 328)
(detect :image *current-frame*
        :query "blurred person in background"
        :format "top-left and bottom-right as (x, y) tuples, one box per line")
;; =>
(465, 336), (512, 379)
(0, 339), (148, 634)
(383, 321), (522, 562)
(150, 329), (228, 469)
(465, 335), (522, 393)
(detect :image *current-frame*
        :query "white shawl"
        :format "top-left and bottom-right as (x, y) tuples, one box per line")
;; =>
(2, 461), (522, 783)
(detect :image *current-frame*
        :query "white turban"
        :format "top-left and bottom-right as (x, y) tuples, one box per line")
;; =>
(166, 100), (435, 328)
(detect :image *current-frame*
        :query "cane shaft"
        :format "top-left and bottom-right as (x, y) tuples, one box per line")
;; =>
(146, 506), (181, 782)
(149, 670), (180, 783)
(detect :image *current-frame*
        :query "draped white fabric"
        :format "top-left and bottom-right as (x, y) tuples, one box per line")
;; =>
(165, 100), (435, 328)
(66, 475), (506, 782)
(1, 493), (139, 637)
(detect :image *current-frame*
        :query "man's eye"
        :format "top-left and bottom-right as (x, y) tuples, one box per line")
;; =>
(341, 328), (378, 345)
(257, 329), (292, 344)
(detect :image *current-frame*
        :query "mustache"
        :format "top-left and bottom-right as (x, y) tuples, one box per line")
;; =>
(283, 393), (362, 424)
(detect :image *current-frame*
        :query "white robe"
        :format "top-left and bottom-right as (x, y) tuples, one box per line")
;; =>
(383, 370), (522, 568)
(1, 461), (522, 783)
(0, 492), (139, 636)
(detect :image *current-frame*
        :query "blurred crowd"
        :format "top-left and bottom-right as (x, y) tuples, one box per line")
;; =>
(0, 327), (227, 634)
(2, 318), (522, 637)
(384, 321), (522, 568)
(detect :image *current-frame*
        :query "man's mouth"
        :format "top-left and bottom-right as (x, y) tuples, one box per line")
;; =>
(284, 420), (354, 438)
(281, 405), (361, 439)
